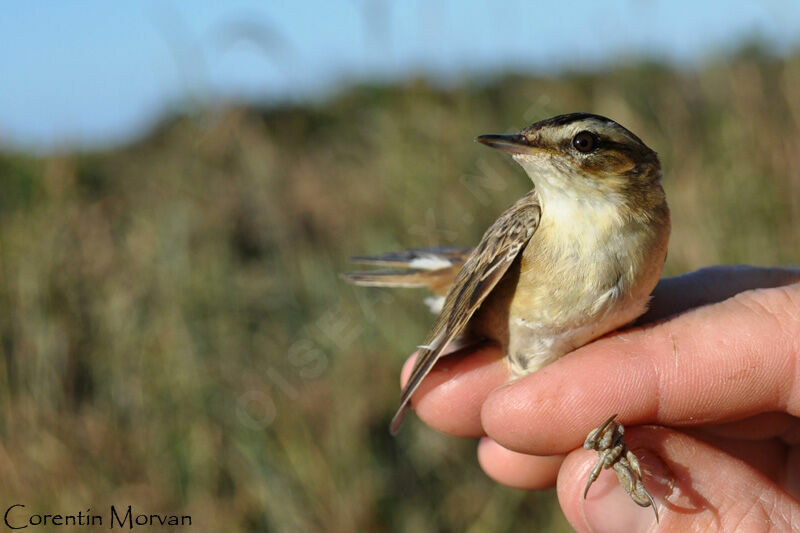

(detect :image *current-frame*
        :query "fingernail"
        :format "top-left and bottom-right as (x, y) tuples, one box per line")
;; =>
(580, 468), (659, 533)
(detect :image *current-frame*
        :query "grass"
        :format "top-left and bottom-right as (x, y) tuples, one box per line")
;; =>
(0, 47), (798, 531)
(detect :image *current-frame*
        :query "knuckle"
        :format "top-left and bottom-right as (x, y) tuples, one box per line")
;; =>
(731, 285), (800, 343)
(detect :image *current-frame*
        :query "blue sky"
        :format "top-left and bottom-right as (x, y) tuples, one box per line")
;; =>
(2, 0), (799, 152)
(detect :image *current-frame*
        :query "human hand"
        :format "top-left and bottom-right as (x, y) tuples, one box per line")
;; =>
(401, 266), (800, 532)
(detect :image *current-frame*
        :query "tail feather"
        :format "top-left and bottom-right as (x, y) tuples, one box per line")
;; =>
(349, 246), (471, 269)
(343, 246), (471, 297)
(339, 270), (442, 289)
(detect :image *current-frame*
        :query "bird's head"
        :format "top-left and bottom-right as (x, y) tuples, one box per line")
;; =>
(476, 113), (662, 205)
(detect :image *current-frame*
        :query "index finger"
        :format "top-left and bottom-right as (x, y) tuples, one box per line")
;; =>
(481, 282), (800, 455)
(639, 265), (800, 324)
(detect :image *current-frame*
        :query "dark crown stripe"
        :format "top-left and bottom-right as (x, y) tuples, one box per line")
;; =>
(523, 112), (648, 148)
(528, 112), (613, 129)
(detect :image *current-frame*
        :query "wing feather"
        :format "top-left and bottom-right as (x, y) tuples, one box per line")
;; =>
(390, 191), (541, 433)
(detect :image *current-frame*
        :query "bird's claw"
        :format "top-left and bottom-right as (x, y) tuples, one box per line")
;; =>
(583, 415), (659, 522)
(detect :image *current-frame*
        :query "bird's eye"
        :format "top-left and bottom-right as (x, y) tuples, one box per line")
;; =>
(572, 131), (598, 153)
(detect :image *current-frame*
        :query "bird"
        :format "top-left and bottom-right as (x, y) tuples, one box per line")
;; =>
(344, 113), (670, 517)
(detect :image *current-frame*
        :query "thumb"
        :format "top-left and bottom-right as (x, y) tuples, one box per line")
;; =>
(557, 426), (800, 533)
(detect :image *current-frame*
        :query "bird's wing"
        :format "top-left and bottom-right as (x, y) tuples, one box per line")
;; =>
(391, 191), (541, 433)
(341, 246), (471, 296)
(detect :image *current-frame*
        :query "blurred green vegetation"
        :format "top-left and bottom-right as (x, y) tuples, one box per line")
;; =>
(0, 48), (799, 531)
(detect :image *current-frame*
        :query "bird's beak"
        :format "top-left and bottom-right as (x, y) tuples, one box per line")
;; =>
(475, 133), (537, 155)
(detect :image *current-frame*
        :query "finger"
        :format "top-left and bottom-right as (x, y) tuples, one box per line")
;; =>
(640, 265), (800, 324)
(691, 411), (800, 445)
(400, 343), (508, 437)
(481, 283), (800, 454)
(682, 429), (789, 488)
(476, 437), (563, 489)
(472, 406), (796, 495)
(558, 426), (800, 533)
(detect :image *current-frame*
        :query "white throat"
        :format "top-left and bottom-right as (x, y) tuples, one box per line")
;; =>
(513, 154), (627, 230)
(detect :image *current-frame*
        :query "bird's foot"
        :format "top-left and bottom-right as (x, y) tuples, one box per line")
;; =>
(583, 414), (659, 522)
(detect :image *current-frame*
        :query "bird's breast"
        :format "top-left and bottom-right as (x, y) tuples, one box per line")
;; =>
(489, 203), (668, 376)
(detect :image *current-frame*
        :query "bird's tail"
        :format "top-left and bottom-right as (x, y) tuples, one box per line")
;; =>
(341, 246), (471, 312)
